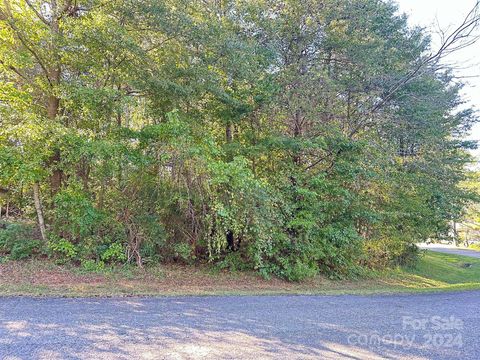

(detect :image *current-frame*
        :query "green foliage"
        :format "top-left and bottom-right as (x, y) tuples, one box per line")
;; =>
(469, 243), (480, 251)
(0, 223), (42, 260)
(47, 236), (77, 261)
(9, 239), (42, 261)
(0, 0), (477, 280)
(101, 242), (127, 263)
(364, 240), (421, 269)
(52, 184), (105, 241)
(81, 259), (105, 273)
(172, 243), (194, 264)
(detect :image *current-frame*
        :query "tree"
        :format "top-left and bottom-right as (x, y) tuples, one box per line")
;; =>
(0, 0), (478, 278)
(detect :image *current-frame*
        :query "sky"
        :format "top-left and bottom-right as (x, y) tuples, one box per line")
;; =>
(396, 0), (480, 160)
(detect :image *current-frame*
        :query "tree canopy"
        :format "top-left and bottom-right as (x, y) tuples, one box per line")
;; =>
(0, 0), (478, 280)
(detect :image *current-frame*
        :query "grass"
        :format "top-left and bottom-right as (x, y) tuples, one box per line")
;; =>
(387, 251), (480, 292)
(468, 243), (480, 251)
(406, 251), (480, 283)
(0, 250), (479, 297)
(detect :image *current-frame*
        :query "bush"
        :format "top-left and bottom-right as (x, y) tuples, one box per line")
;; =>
(469, 243), (480, 251)
(101, 242), (127, 263)
(171, 242), (193, 263)
(280, 258), (319, 282)
(51, 184), (130, 265)
(10, 239), (42, 260)
(215, 252), (250, 272)
(393, 243), (420, 267)
(47, 236), (77, 261)
(0, 223), (42, 260)
(81, 259), (105, 272)
(363, 239), (420, 269)
(52, 184), (106, 242)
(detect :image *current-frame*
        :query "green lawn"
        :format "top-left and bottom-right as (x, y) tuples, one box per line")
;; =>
(468, 243), (480, 251)
(0, 250), (479, 297)
(388, 251), (480, 292)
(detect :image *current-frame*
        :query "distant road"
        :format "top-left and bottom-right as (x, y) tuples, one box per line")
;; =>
(1, 293), (479, 359)
(419, 243), (480, 259)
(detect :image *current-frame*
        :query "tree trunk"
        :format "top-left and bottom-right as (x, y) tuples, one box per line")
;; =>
(225, 122), (233, 143)
(453, 221), (458, 247)
(47, 94), (60, 119)
(33, 182), (47, 241)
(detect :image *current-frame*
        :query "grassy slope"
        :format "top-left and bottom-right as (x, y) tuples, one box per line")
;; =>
(399, 251), (480, 290)
(0, 250), (479, 297)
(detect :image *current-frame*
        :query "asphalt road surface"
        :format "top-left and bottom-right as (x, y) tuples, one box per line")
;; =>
(419, 244), (480, 259)
(1, 292), (479, 359)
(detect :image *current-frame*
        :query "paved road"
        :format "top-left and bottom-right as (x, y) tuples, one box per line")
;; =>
(419, 244), (480, 259)
(0, 293), (479, 359)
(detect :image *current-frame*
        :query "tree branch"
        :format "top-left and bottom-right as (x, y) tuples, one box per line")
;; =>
(2, 0), (52, 86)
(0, 58), (30, 83)
(363, 1), (480, 123)
(24, 0), (50, 26)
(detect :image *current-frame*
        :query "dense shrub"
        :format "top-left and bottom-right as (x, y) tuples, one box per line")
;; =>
(0, 223), (42, 260)
(0, 0), (476, 281)
(363, 240), (420, 269)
